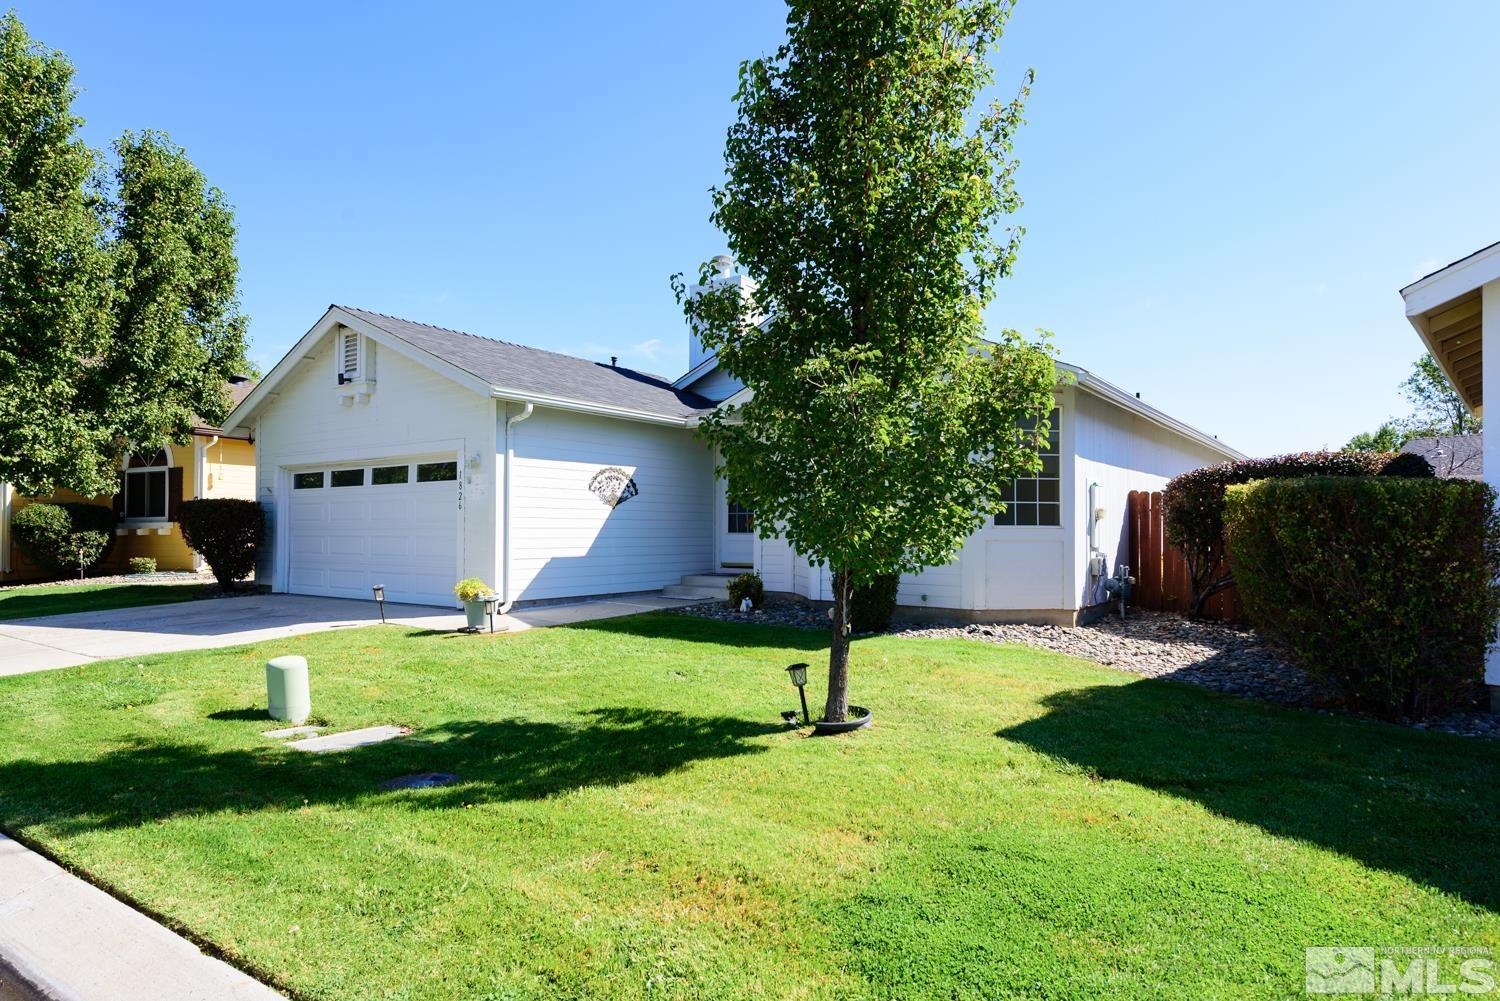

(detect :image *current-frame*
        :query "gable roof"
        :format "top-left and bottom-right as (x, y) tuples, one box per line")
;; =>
(338, 307), (717, 420)
(226, 306), (718, 433)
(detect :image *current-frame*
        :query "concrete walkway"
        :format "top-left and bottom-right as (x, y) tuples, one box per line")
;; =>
(0, 835), (285, 1000)
(0, 591), (704, 678)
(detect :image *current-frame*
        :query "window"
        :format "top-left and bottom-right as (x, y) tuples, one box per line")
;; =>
(726, 501), (753, 534)
(416, 461), (458, 482)
(293, 471), (325, 490)
(994, 408), (1061, 527)
(372, 465), (409, 485)
(123, 450), (169, 519)
(330, 468), (365, 488)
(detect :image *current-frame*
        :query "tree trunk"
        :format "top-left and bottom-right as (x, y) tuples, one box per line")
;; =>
(825, 568), (852, 722)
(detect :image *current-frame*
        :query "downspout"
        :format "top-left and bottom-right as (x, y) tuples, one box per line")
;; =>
(193, 436), (220, 572)
(499, 402), (534, 613)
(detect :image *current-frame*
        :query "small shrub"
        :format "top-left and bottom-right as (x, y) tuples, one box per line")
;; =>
(67, 531), (110, 578)
(178, 499), (263, 589)
(1379, 452), (1435, 478)
(726, 571), (765, 610)
(12, 502), (117, 575)
(128, 557), (157, 575)
(1225, 476), (1500, 720)
(1163, 450), (1392, 615)
(851, 572), (901, 633)
(453, 577), (492, 602)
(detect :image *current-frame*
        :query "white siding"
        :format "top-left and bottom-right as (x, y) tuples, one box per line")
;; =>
(252, 332), (498, 601)
(508, 408), (713, 601)
(1070, 388), (1227, 610)
(684, 366), (744, 403)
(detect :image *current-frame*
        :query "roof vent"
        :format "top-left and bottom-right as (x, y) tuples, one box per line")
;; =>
(228, 374), (252, 385)
(610, 355), (617, 368)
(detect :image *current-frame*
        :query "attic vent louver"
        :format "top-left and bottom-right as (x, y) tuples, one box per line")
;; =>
(340, 328), (360, 379)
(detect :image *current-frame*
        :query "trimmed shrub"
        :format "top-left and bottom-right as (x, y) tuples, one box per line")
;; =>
(851, 572), (901, 633)
(12, 502), (117, 576)
(68, 531), (110, 577)
(128, 557), (157, 575)
(1163, 450), (1392, 615)
(178, 499), (263, 589)
(727, 571), (765, 610)
(1224, 476), (1500, 720)
(1379, 452), (1435, 478)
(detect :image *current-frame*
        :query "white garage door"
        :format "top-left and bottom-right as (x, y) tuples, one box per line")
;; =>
(287, 457), (459, 607)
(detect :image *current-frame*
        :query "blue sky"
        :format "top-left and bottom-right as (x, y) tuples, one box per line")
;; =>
(21, 1), (1500, 457)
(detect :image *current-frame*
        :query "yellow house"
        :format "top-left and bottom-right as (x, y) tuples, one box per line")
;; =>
(0, 379), (257, 581)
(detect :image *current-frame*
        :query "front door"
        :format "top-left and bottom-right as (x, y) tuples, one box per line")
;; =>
(716, 476), (754, 569)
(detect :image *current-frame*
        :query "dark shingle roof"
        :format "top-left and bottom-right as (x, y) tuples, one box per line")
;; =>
(337, 306), (717, 420)
(1401, 434), (1483, 479)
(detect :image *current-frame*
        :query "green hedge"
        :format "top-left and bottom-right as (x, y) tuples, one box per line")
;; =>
(1163, 450), (1398, 615)
(727, 571), (765, 610)
(1224, 476), (1500, 720)
(11, 502), (118, 575)
(178, 499), (263, 589)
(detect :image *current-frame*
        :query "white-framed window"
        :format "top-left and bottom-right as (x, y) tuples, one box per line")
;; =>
(124, 449), (170, 520)
(994, 408), (1061, 527)
(726, 501), (753, 534)
(336, 326), (364, 383)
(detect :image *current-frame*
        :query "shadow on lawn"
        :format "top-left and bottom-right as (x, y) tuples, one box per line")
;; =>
(560, 611), (831, 651)
(0, 707), (780, 836)
(999, 680), (1500, 912)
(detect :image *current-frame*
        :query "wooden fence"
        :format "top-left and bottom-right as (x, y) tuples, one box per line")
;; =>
(1125, 490), (1244, 623)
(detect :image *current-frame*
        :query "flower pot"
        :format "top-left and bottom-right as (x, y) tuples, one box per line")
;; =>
(463, 599), (487, 631)
(812, 705), (872, 736)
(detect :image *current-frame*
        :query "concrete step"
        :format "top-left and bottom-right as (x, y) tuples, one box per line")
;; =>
(680, 573), (741, 588)
(663, 584), (730, 600)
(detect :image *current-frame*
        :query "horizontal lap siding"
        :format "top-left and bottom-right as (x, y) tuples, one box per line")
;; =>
(509, 409), (712, 601)
(252, 337), (497, 588)
(1071, 391), (1231, 610)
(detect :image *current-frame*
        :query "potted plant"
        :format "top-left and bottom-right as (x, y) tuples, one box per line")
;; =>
(453, 577), (493, 631)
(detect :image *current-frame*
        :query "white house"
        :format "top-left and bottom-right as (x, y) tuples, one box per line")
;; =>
(224, 276), (1241, 624)
(1400, 239), (1499, 709)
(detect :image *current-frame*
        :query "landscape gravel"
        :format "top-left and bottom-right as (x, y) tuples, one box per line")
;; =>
(676, 598), (1500, 740)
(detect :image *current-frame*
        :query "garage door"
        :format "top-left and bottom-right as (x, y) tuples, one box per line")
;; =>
(287, 458), (459, 607)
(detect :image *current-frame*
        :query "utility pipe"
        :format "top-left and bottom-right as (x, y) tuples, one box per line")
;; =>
(499, 402), (534, 613)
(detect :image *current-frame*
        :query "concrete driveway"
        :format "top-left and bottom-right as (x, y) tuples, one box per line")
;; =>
(0, 591), (704, 678)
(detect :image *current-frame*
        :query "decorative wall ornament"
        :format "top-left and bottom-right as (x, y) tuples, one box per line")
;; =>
(588, 467), (639, 508)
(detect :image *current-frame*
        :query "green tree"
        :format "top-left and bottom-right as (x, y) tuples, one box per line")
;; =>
(0, 13), (114, 496)
(101, 131), (248, 453)
(1345, 353), (1480, 452)
(1401, 352), (1480, 438)
(677, 0), (1057, 722)
(0, 14), (248, 497)
(1344, 421), (1405, 453)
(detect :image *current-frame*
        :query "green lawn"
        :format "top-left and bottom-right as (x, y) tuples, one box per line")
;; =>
(0, 614), (1495, 999)
(0, 581), (205, 621)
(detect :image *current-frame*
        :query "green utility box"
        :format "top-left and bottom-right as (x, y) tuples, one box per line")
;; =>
(266, 655), (311, 724)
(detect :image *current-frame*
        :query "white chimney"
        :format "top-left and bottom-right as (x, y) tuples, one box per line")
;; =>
(687, 254), (759, 374)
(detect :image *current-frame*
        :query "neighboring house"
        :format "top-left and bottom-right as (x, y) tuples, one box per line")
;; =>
(1400, 239), (1498, 710)
(0, 378), (258, 580)
(1400, 434), (1483, 480)
(221, 274), (1241, 624)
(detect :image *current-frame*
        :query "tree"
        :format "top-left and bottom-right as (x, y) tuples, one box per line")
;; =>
(1401, 352), (1480, 438)
(1344, 353), (1480, 452)
(101, 131), (248, 453)
(0, 14), (248, 497)
(1344, 421), (1405, 453)
(677, 0), (1057, 722)
(0, 13), (115, 496)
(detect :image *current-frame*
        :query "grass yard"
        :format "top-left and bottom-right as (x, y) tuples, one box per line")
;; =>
(0, 581), (205, 621)
(0, 613), (1496, 999)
